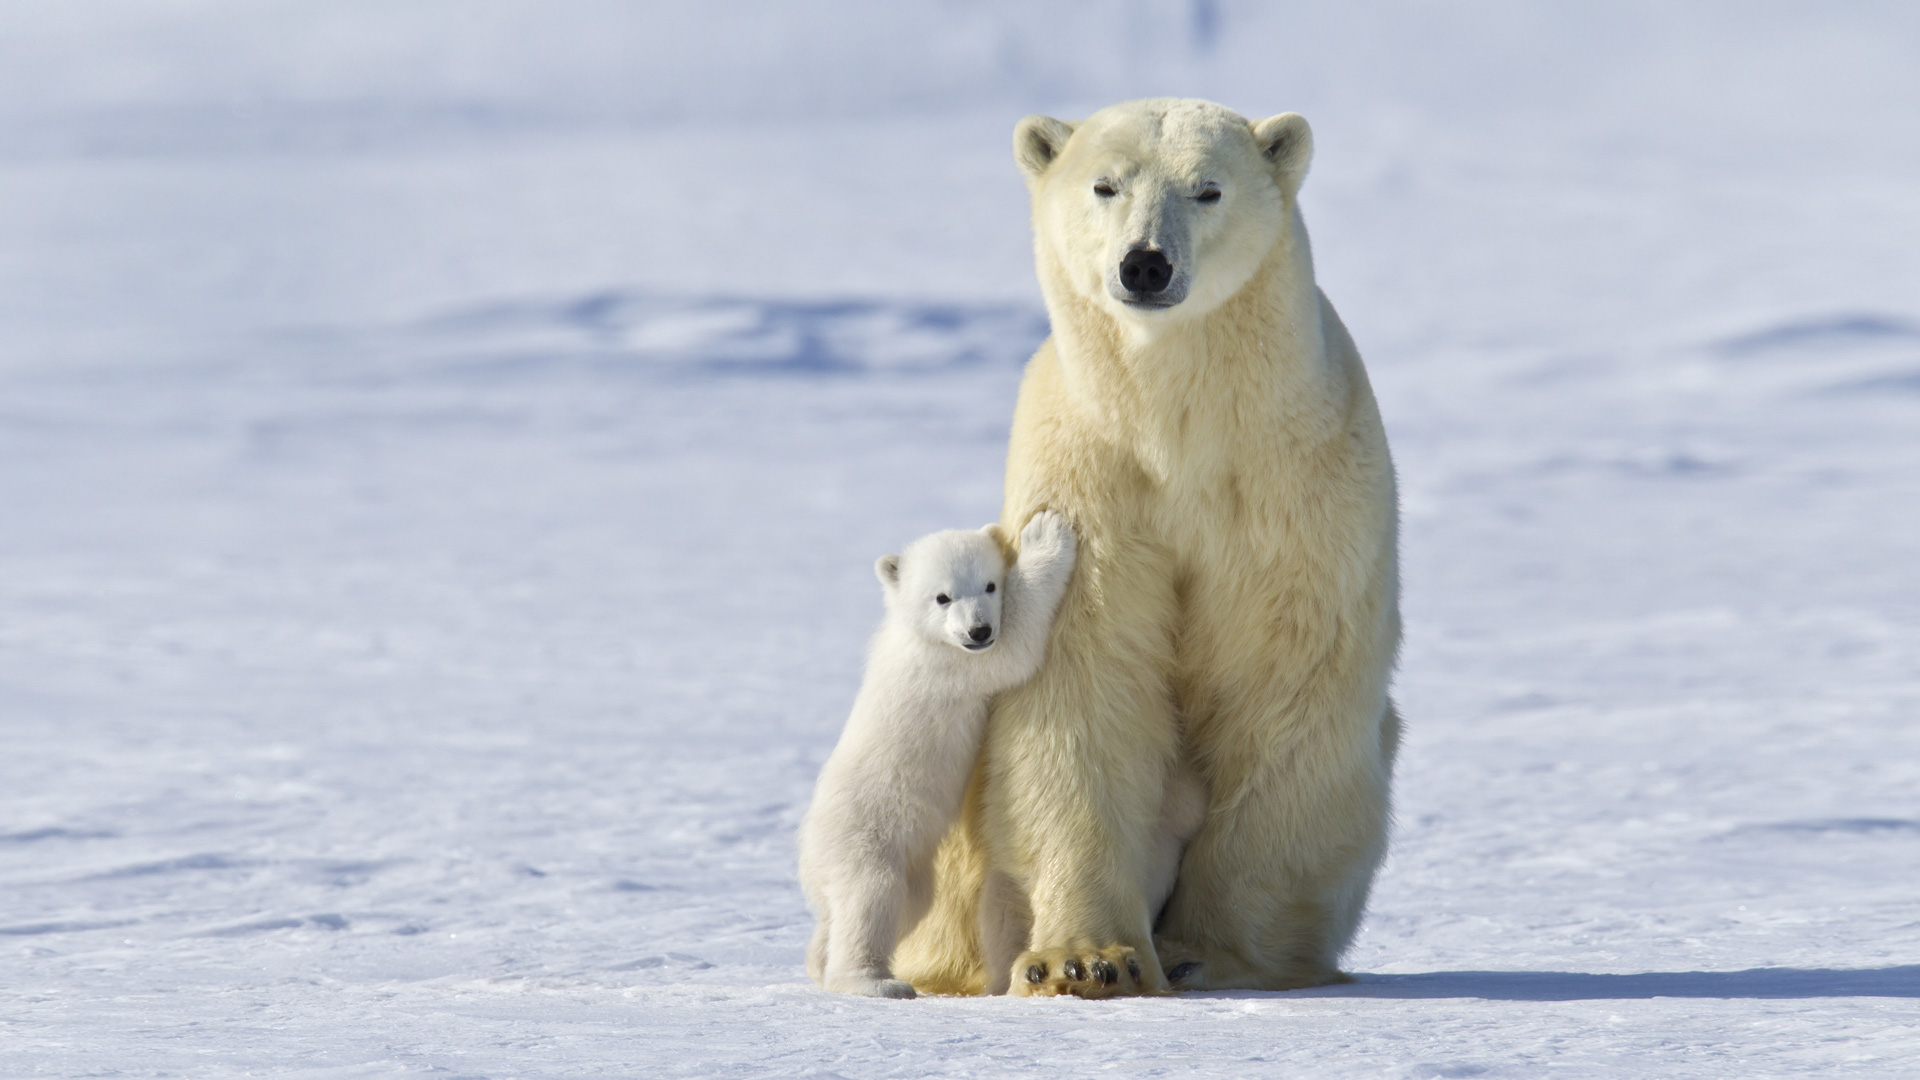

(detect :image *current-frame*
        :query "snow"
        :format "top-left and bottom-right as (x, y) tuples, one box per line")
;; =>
(3, 2), (1918, 1076)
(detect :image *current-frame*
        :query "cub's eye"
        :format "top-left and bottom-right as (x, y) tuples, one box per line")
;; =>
(1195, 187), (1222, 204)
(985, 582), (996, 593)
(936, 594), (951, 605)
(1093, 181), (1116, 198)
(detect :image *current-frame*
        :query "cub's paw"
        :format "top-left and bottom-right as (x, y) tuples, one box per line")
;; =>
(1009, 944), (1157, 999)
(1018, 510), (1076, 560)
(865, 978), (918, 999)
(823, 975), (917, 999)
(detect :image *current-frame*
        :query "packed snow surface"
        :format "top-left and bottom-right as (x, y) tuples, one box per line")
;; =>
(3, 3), (1918, 1076)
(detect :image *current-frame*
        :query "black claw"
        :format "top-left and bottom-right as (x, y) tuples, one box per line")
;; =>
(1063, 959), (1087, 981)
(1091, 959), (1118, 985)
(1026, 963), (1047, 984)
(1126, 957), (1142, 981)
(1167, 961), (1201, 984)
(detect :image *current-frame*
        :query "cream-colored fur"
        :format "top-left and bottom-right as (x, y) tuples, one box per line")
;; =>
(893, 98), (1401, 998)
(799, 514), (1075, 997)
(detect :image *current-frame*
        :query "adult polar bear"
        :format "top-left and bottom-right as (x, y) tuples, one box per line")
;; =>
(893, 99), (1401, 997)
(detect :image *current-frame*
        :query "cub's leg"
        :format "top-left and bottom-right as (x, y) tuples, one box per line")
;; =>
(806, 914), (829, 984)
(820, 863), (917, 999)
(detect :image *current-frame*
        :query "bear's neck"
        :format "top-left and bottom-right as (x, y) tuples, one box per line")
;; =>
(1037, 209), (1349, 480)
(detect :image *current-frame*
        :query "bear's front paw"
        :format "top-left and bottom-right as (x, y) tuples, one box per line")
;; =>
(1018, 510), (1076, 561)
(1009, 943), (1160, 999)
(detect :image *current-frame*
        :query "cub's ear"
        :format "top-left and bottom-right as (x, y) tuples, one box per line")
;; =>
(1013, 115), (1077, 183)
(981, 523), (1014, 562)
(874, 554), (901, 590)
(1251, 112), (1313, 193)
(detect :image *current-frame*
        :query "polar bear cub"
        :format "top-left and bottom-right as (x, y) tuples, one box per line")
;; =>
(799, 511), (1077, 998)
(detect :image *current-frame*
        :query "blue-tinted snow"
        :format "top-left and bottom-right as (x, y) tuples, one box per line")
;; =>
(2, 3), (1918, 1077)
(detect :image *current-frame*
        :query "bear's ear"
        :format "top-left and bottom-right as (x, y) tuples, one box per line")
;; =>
(1013, 115), (1077, 182)
(1251, 112), (1313, 193)
(874, 554), (901, 591)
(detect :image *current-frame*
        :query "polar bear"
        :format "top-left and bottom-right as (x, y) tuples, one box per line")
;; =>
(892, 99), (1402, 997)
(798, 512), (1077, 997)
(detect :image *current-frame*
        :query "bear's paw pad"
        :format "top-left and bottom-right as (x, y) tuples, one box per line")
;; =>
(1010, 944), (1153, 999)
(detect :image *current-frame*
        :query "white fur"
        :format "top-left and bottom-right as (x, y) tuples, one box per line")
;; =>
(894, 99), (1399, 998)
(798, 512), (1076, 998)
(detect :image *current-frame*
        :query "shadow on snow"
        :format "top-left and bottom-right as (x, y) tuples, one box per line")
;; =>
(1275, 965), (1920, 1000)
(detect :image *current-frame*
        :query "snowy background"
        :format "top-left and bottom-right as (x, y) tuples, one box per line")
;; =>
(3, 2), (1918, 1076)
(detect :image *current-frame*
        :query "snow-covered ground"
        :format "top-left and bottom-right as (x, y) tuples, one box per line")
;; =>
(3, 3), (1918, 1076)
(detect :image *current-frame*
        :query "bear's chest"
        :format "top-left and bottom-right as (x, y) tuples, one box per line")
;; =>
(1140, 433), (1378, 621)
(1146, 449), (1326, 557)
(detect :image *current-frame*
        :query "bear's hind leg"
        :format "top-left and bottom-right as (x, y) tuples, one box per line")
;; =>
(1156, 696), (1395, 991)
(977, 869), (1028, 995)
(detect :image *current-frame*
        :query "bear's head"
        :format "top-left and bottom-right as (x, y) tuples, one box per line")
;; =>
(1013, 98), (1312, 330)
(875, 527), (1010, 653)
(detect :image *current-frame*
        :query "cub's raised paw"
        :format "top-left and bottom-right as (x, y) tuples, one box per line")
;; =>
(1009, 944), (1158, 999)
(1018, 510), (1075, 559)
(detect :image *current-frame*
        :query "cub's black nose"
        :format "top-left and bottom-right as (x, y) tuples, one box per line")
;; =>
(968, 625), (992, 642)
(1119, 249), (1172, 294)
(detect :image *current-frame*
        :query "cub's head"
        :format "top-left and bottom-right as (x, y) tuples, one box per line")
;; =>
(1012, 97), (1312, 328)
(875, 526), (1010, 653)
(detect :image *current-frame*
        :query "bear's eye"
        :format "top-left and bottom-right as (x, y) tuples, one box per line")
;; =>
(1093, 181), (1117, 198)
(1195, 186), (1222, 204)
(936, 594), (951, 605)
(986, 582), (996, 593)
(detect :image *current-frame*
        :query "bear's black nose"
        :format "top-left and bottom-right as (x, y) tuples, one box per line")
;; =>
(968, 625), (992, 642)
(1119, 249), (1172, 294)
